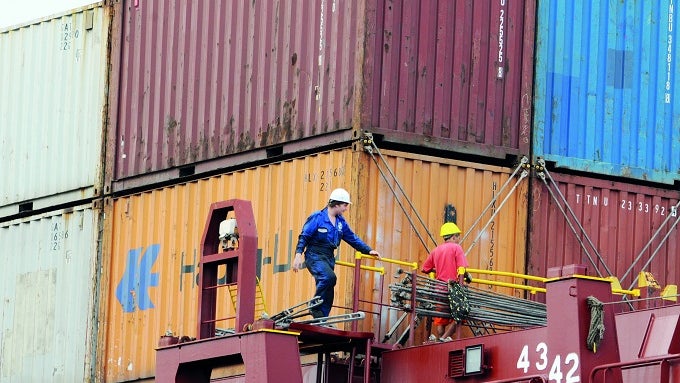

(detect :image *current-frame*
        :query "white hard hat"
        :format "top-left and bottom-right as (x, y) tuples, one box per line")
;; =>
(329, 188), (352, 204)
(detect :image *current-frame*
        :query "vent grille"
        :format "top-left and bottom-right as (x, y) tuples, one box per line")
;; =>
(448, 349), (464, 378)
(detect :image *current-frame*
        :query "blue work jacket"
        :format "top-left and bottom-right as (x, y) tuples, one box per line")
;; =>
(295, 207), (372, 256)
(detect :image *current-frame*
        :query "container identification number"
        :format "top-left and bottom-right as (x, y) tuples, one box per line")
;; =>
(517, 343), (580, 383)
(51, 222), (69, 251)
(303, 167), (346, 192)
(619, 199), (678, 217)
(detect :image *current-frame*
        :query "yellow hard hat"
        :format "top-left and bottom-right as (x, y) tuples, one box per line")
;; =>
(440, 222), (461, 237)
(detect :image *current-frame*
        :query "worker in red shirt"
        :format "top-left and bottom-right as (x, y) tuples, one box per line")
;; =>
(421, 222), (468, 342)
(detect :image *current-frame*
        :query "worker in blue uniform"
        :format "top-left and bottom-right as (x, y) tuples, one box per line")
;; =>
(292, 188), (381, 318)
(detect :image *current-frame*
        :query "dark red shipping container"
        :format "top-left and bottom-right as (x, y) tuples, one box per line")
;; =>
(528, 170), (680, 292)
(364, 0), (535, 159)
(106, 0), (363, 191)
(106, 0), (536, 192)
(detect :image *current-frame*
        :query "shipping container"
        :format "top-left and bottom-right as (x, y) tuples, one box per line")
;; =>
(0, 3), (110, 218)
(106, 0), (536, 193)
(355, 149), (529, 341)
(528, 170), (680, 295)
(534, 0), (680, 185)
(0, 203), (102, 382)
(100, 149), (356, 381)
(99, 147), (528, 381)
(105, 0), (361, 192)
(365, 0), (535, 159)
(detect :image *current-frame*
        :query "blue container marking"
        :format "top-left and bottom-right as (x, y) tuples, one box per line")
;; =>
(534, 0), (680, 184)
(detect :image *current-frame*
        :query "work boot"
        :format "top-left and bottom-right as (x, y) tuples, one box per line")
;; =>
(310, 309), (324, 319)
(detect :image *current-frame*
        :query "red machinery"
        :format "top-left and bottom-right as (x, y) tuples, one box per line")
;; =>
(381, 266), (680, 383)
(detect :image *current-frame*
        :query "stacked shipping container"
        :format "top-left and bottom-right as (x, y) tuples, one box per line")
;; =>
(0, 4), (109, 383)
(2, 0), (679, 381)
(0, 3), (110, 218)
(534, 0), (680, 184)
(0, 204), (102, 382)
(528, 171), (679, 294)
(105, 0), (364, 191)
(105, 0), (536, 192)
(528, 0), (680, 302)
(364, 0), (535, 158)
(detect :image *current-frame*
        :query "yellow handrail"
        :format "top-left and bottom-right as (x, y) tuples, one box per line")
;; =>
(336, 260), (385, 275)
(458, 267), (548, 283)
(459, 267), (641, 297)
(356, 252), (418, 270)
(468, 277), (546, 294)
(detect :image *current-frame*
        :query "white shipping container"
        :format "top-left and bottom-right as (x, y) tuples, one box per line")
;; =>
(0, 204), (101, 382)
(0, 3), (109, 218)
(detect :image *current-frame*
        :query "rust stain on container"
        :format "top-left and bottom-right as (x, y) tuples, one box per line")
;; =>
(528, 171), (680, 294)
(107, 0), (361, 186)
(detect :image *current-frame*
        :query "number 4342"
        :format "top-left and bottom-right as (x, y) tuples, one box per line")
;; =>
(516, 343), (580, 383)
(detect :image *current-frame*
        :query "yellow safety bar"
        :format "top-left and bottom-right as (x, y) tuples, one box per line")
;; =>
(458, 267), (548, 283)
(458, 267), (641, 297)
(467, 277), (546, 294)
(336, 260), (385, 275)
(356, 252), (418, 270)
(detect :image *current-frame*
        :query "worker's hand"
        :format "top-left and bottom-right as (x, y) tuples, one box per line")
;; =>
(368, 250), (381, 259)
(292, 253), (304, 272)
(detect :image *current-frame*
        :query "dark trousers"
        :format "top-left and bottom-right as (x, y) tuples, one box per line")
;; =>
(305, 251), (337, 317)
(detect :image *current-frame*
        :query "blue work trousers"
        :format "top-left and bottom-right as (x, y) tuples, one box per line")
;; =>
(305, 251), (337, 317)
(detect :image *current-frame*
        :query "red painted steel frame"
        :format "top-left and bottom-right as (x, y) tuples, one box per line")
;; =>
(155, 200), (306, 382)
(155, 331), (303, 383)
(198, 199), (257, 338)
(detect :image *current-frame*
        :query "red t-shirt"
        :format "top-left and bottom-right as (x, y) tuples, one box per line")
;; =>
(421, 242), (468, 282)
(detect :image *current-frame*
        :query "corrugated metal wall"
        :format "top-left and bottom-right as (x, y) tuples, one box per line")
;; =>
(106, 0), (363, 190)
(365, 0), (535, 158)
(534, 0), (680, 184)
(528, 170), (680, 292)
(355, 150), (528, 340)
(0, 3), (109, 218)
(0, 204), (101, 382)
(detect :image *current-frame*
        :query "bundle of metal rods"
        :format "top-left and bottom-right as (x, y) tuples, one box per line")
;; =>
(389, 270), (547, 328)
(389, 270), (457, 318)
(465, 286), (546, 327)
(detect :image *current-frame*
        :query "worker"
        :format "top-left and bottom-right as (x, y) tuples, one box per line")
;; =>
(421, 222), (469, 342)
(292, 188), (381, 318)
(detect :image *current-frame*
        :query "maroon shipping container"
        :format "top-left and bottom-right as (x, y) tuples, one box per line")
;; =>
(106, 0), (536, 192)
(364, 0), (535, 159)
(528, 170), (680, 292)
(106, 0), (362, 191)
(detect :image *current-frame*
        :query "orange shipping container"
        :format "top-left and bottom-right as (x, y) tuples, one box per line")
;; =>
(99, 147), (528, 381)
(353, 150), (529, 341)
